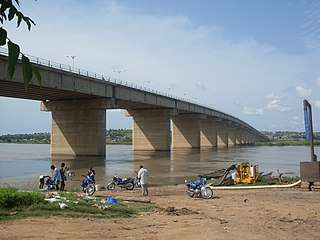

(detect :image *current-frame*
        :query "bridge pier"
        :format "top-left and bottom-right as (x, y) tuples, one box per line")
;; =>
(127, 109), (171, 151)
(200, 118), (217, 148)
(227, 123), (236, 146)
(171, 114), (204, 149)
(215, 121), (228, 148)
(41, 99), (114, 156)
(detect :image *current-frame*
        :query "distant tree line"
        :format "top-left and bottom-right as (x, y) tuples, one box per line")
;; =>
(0, 129), (132, 144)
(0, 130), (318, 145)
(0, 132), (50, 144)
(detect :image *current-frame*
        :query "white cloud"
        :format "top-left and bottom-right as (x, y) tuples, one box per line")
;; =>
(242, 106), (264, 115)
(290, 116), (300, 125)
(266, 93), (280, 100)
(1, 0), (318, 132)
(317, 77), (320, 87)
(267, 99), (291, 112)
(295, 86), (312, 98)
(315, 100), (320, 109)
(194, 82), (208, 91)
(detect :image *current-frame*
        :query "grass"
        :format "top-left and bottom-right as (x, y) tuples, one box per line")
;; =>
(207, 175), (301, 187)
(0, 188), (158, 222)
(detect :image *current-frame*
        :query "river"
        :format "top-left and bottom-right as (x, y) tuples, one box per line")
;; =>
(0, 143), (317, 190)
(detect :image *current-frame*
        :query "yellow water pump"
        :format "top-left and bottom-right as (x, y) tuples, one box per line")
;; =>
(234, 162), (259, 184)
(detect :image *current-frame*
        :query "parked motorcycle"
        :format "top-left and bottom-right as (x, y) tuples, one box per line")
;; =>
(107, 174), (135, 190)
(81, 174), (96, 196)
(185, 177), (213, 199)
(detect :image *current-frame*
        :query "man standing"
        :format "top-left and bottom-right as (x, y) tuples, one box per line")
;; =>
(51, 164), (62, 191)
(137, 165), (149, 196)
(60, 162), (67, 191)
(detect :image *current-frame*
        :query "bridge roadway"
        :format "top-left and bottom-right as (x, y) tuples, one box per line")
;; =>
(0, 51), (267, 156)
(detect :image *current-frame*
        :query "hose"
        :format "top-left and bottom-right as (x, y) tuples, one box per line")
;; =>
(208, 180), (301, 190)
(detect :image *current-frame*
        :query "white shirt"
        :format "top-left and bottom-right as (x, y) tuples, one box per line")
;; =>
(138, 168), (149, 185)
(53, 167), (62, 181)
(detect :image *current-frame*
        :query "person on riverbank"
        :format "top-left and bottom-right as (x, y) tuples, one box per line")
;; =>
(60, 162), (67, 191)
(137, 165), (149, 196)
(87, 166), (96, 183)
(50, 164), (62, 191)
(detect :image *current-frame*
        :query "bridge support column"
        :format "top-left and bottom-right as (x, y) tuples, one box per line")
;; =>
(227, 123), (236, 146)
(200, 119), (217, 148)
(41, 99), (114, 156)
(242, 130), (250, 144)
(215, 121), (228, 148)
(127, 109), (171, 151)
(171, 114), (203, 149)
(235, 127), (242, 144)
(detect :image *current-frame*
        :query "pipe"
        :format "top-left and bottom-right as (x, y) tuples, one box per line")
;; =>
(208, 180), (301, 190)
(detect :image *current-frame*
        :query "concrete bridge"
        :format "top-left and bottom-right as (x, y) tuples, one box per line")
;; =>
(0, 50), (267, 156)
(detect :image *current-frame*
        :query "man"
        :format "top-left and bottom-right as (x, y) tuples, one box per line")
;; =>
(137, 165), (149, 196)
(60, 162), (67, 191)
(51, 164), (62, 191)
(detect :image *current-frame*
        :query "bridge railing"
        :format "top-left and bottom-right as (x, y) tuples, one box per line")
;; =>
(0, 47), (263, 135)
(0, 47), (189, 101)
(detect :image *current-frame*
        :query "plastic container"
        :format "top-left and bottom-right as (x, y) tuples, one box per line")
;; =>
(106, 197), (118, 203)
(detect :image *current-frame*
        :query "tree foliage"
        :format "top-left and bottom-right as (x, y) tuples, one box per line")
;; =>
(0, 0), (41, 91)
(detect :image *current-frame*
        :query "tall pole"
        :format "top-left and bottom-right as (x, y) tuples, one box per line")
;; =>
(66, 55), (76, 70)
(303, 99), (315, 162)
(113, 69), (126, 81)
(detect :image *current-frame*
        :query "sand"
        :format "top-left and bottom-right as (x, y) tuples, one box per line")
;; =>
(1, 183), (320, 240)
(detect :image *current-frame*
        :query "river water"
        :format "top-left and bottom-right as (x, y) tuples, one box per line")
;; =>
(0, 143), (317, 190)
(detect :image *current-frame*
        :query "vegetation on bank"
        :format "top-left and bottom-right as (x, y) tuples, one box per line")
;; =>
(0, 187), (157, 222)
(0, 129), (132, 144)
(207, 175), (301, 186)
(252, 140), (320, 146)
(1, 130), (319, 146)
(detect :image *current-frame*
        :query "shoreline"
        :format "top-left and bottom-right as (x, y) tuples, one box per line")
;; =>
(1, 184), (320, 239)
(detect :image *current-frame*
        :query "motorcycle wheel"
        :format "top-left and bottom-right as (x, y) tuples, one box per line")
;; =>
(201, 187), (213, 199)
(85, 183), (96, 196)
(107, 182), (116, 190)
(126, 182), (134, 190)
(186, 190), (195, 197)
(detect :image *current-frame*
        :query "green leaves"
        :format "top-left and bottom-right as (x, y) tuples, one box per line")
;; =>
(32, 65), (41, 85)
(0, 0), (41, 91)
(21, 54), (32, 90)
(0, 27), (7, 45)
(7, 40), (19, 79)
(0, 0), (35, 30)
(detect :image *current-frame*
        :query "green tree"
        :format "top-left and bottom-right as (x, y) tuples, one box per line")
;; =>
(0, 0), (41, 91)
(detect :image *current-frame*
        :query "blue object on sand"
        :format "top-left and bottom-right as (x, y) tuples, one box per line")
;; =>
(107, 197), (118, 203)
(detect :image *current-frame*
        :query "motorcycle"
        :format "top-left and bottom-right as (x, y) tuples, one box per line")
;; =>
(185, 177), (213, 199)
(107, 174), (135, 190)
(81, 174), (96, 196)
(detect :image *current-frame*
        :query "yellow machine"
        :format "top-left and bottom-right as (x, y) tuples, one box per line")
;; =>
(234, 162), (259, 184)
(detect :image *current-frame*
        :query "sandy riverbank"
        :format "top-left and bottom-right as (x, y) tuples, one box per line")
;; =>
(1, 183), (320, 240)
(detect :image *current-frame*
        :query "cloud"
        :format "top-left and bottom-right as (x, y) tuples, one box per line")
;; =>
(290, 116), (300, 125)
(265, 93), (291, 112)
(242, 106), (264, 115)
(267, 99), (291, 112)
(295, 86), (312, 98)
(194, 82), (208, 91)
(315, 100), (320, 109)
(1, 0), (318, 132)
(301, 0), (320, 52)
(317, 77), (320, 87)
(266, 93), (280, 100)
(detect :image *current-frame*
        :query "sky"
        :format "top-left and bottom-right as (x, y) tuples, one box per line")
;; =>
(1, 0), (320, 134)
